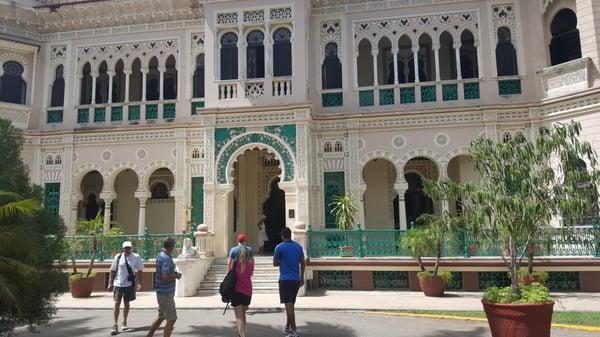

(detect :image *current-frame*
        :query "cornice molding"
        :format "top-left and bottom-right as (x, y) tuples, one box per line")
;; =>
(311, 0), (481, 15)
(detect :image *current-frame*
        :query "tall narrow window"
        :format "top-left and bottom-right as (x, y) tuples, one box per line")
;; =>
(496, 27), (518, 76)
(0, 61), (27, 105)
(418, 34), (435, 82)
(357, 39), (373, 87)
(80, 62), (93, 105)
(193, 54), (205, 98)
(439, 32), (457, 80)
(112, 60), (125, 103)
(246, 30), (265, 79)
(322, 42), (342, 89)
(273, 28), (292, 76)
(50, 65), (65, 107)
(397, 35), (414, 83)
(164, 55), (177, 100)
(550, 9), (581, 66)
(460, 30), (479, 79)
(378, 37), (394, 85)
(129, 58), (142, 102)
(95, 61), (109, 104)
(146, 57), (160, 101)
(220, 32), (238, 80)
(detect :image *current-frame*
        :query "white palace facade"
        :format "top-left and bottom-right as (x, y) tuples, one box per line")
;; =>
(1, 0), (600, 258)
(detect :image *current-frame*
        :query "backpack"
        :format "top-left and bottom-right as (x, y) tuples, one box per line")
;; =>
(219, 258), (237, 314)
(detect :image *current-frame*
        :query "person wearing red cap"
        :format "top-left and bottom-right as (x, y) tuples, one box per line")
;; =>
(228, 233), (254, 270)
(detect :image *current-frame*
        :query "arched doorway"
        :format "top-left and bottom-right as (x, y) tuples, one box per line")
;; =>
(231, 148), (285, 253)
(146, 168), (175, 233)
(113, 169), (139, 234)
(78, 171), (104, 220)
(362, 159), (398, 229)
(403, 157), (439, 226)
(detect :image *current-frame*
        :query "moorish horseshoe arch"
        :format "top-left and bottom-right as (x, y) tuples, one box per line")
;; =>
(358, 150), (403, 186)
(216, 132), (296, 184)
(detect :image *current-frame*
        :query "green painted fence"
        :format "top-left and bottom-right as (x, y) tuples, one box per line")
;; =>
(307, 224), (600, 258)
(66, 225), (196, 261)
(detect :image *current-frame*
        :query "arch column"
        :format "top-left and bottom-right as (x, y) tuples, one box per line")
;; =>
(91, 72), (98, 105)
(107, 71), (115, 104)
(141, 68), (148, 102)
(350, 187), (367, 228)
(371, 49), (379, 86)
(412, 47), (420, 83)
(214, 184), (235, 257)
(433, 44), (441, 82)
(280, 182), (299, 229)
(454, 42), (463, 80)
(395, 183), (409, 230)
(392, 48), (399, 84)
(159, 66), (165, 101)
(100, 191), (116, 232)
(172, 189), (185, 232)
(69, 193), (82, 234)
(135, 191), (149, 234)
(265, 23), (273, 77)
(124, 69), (131, 103)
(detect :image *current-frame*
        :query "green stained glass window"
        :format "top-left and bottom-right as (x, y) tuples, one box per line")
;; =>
(47, 109), (63, 124)
(442, 84), (458, 101)
(111, 106), (123, 121)
(94, 107), (106, 123)
(373, 271), (409, 290)
(318, 271), (353, 290)
(146, 104), (158, 120)
(322, 92), (343, 107)
(191, 177), (204, 224)
(464, 82), (480, 100)
(324, 172), (345, 228)
(191, 101), (205, 115)
(400, 87), (416, 104)
(77, 108), (89, 123)
(498, 79), (522, 96)
(128, 105), (140, 121)
(421, 85), (437, 102)
(44, 183), (60, 217)
(379, 88), (394, 105)
(164, 103), (176, 119)
(479, 272), (511, 289)
(359, 90), (374, 107)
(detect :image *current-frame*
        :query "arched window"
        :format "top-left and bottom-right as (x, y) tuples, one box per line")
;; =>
(496, 27), (518, 76)
(164, 55), (177, 100)
(55, 154), (62, 165)
(460, 30), (479, 79)
(246, 30), (265, 79)
(146, 57), (160, 101)
(46, 155), (54, 165)
(334, 141), (343, 152)
(397, 35), (415, 83)
(418, 34), (435, 82)
(273, 28), (292, 77)
(151, 182), (170, 199)
(0, 61), (27, 105)
(220, 32), (238, 80)
(193, 54), (205, 98)
(502, 131), (512, 143)
(550, 9), (582, 66)
(324, 142), (333, 153)
(322, 43), (342, 89)
(129, 58), (143, 102)
(112, 60), (126, 103)
(378, 37), (394, 85)
(191, 148), (201, 159)
(357, 39), (373, 87)
(80, 62), (93, 105)
(50, 65), (65, 107)
(95, 61), (109, 104)
(439, 32), (457, 80)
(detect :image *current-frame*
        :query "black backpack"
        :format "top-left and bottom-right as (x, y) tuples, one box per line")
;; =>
(219, 259), (237, 314)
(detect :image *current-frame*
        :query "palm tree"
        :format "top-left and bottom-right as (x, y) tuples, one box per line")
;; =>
(0, 192), (40, 311)
(74, 211), (104, 277)
(329, 193), (358, 230)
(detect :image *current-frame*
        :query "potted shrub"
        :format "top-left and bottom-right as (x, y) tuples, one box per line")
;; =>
(67, 211), (104, 298)
(462, 121), (600, 337)
(329, 193), (358, 257)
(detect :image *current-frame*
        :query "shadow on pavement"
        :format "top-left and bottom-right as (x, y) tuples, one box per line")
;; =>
(16, 317), (102, 336)
(422, 326), (489, 337)
(183, 320), (357, 337)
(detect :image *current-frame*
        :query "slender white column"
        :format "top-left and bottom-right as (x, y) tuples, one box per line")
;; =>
(412, 47), (420, 83)
(454, 43), (462, 80)
(124, 69), (131, 103)
(371, 50), (379, 86)
(141, 68), (148, 102)
(265, 23), (272, 77)
(397, 192), (407, 230)
(103, 199), (113, 232)
(136, 195), (148, 235)
(433, 45), (440, 82)
(392, 48), (399, 85)
(159, 67), (165, 101)
(107, 71), (114, 104)
(91, 72), (98, 104)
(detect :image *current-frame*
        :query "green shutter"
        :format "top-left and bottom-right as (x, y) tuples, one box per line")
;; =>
(191, 177), (204, 224)
(44, 183), (60, 217)
(323, 171), (345, 229)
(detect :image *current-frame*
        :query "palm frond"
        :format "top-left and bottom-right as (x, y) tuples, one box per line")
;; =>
(0, 198), (40, 219)
(0, 272), (21, 310)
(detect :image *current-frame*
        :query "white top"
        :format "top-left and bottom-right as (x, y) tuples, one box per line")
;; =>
(258, 223), (268, 245)
(110, 252), (144, 288)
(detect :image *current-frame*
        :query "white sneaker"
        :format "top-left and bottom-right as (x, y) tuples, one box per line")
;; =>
(110, 325), (118, 335)
(121, 322), (129, 331)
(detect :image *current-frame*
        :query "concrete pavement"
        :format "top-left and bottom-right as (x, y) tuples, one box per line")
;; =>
(14, 309), (598, 337)
(55, 290), (600, 312)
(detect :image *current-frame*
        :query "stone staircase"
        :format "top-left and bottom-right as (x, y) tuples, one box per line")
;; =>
(196, 256), (280, 295)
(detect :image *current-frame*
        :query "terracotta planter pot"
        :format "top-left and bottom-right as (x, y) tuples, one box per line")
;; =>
(69, 276), (95, 298)
(418, 274), (446, 297)
(482, 300), (554, 337)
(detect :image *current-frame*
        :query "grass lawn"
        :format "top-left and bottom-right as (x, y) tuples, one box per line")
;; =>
(393, 310), (600, 327)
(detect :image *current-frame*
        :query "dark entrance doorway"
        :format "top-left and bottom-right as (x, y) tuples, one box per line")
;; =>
(404, 172), (433, 226)
(262, 178), (286, 253)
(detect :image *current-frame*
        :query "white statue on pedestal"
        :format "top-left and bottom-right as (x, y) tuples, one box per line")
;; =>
(178, 237), (197, 259)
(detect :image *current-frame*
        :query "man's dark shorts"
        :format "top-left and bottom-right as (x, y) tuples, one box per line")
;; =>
(114, 286), (136, 302)
(279, 280), (301, 304)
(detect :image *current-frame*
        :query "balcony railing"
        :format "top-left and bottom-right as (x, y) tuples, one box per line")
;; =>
(0, 103), (31, 129)
(217, 76), (295, 101)
(306, 225), (600, 258)
(539, 57), (592, 98)
(75, 100), (178, 127)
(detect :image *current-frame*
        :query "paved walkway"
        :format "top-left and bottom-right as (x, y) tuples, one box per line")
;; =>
(56, 290), (600, 312)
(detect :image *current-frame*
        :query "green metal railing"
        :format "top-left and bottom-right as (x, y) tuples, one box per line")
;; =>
(66, 225), (196, 261)
(307, 224), (600, 259)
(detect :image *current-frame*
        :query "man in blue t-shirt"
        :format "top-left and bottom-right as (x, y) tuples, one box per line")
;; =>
(227, 233), (254, 270)
(146, 237), (181, 337)
(274, 227), (305, 337)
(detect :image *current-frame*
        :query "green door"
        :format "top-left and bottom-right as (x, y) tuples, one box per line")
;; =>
(323, 172), (345, 228)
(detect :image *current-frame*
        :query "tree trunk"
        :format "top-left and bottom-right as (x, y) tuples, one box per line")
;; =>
(86, 237), (98, 277)
(416, 249), (426, 272)
(509, 240), (521, 298)
(433, 241), (441, 276)
(71, 258), (78, 274)
(527, 243), (535, 274)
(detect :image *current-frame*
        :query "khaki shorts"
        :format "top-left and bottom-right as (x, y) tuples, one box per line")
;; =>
(157, 293), (177, 322)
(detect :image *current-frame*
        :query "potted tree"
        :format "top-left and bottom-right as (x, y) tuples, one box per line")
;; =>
(329, 193), (358, 257)
(67, 211), (104, 298)
(463, 121), (600, 337)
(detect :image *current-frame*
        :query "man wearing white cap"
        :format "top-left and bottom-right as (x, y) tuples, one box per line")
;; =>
(108, 240), (144, 335)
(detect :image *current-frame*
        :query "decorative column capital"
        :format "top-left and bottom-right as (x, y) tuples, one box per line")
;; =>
(99, 191), (116, 202)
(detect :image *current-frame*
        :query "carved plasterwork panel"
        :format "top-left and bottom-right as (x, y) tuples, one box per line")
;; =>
(491, 3), (518, 43)
(320, 20), (342, 61)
